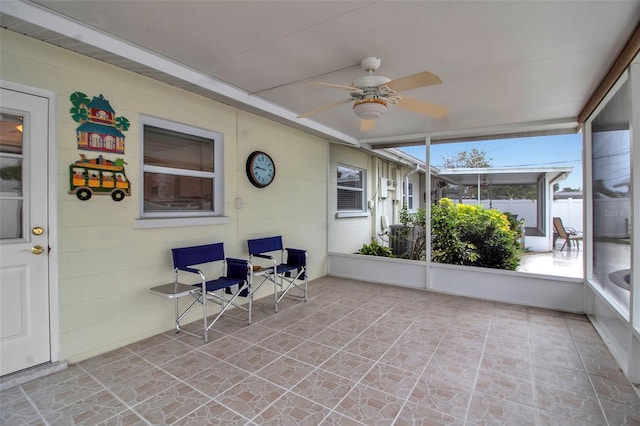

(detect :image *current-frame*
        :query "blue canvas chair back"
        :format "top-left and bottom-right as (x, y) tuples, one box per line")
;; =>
(226, 258), (249, 280)
(286, 248), (306, 268)
(172, 242), (225, 269)
(247, 236), (283, 255)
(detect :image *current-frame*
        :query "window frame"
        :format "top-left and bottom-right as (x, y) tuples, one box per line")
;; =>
(336, 163), (367, 217)
(136, 115), (226, 227)
(404, 181), (415, 210)
(586, 74), (632, 319)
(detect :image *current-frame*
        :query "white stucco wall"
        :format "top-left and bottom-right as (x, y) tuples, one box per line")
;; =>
(1, 30), (328, 362)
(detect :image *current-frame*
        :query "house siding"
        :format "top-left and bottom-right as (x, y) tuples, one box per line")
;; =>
(0, 30), (327, 363)
(329, 144), (426, 254)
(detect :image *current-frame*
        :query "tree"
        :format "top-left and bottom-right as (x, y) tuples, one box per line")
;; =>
(443, 148), (492, 169)
(560, 186), (581, 192)
(491, 184), (537, 200)
(69, 91), (90, 123)
(115, 116), (130, 131)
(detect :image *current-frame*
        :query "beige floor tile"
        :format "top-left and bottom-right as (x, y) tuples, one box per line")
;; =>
(252, 392), (330, 425)
(132, 383), (210, 425)
(255, 355), (316, 388)
(410, 375), (473, 419)
(42, 389), (127, 425)
(334, 383), (404, 426)
(3, 278), (632, 426)
(216, 375), (285, 419)
(467, 392), (537, 425)
(535, 382), (607, 424)
(320, 351), (376, 382)
(291, 368), (355, 409)
(171, 400), (248, 426)
(187, 360), (251, 399)
(395, 400), (465, 425)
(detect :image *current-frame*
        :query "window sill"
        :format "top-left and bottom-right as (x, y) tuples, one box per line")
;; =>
(134, 216), (231, 229)
(335, 211), (369, 218)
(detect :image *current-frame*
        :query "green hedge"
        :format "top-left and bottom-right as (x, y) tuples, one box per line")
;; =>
(431, 198), (522, 270)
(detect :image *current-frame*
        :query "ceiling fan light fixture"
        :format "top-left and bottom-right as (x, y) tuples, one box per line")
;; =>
(353, 99), (387, 120)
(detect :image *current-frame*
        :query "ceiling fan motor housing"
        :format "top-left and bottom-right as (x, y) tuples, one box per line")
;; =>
(351, 75), (392, 99)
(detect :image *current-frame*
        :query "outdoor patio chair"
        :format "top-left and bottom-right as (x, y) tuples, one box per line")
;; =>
(247, 236), (307, 312)
(169, 243), (251, 342)
(553, 217), (583, 251)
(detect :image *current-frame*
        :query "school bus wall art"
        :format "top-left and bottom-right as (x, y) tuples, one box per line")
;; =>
(69, 155), (131, 201)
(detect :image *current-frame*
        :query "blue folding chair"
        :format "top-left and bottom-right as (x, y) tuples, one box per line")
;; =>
(171, 243), (251, 342)
(247, 236), (307, 312)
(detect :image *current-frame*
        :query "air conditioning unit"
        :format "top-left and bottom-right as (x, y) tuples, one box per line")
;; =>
(389, 224), (414, 258)
(387, 179), (396, 191)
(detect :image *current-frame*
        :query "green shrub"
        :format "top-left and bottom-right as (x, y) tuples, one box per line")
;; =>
(431, 198), (522, 270)
(356, 240), (394, 257)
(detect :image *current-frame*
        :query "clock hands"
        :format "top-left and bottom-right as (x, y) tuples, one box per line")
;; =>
(247, 151), (275, 188)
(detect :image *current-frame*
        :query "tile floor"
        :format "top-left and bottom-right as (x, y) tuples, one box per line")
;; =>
(2, 277), (639, 425)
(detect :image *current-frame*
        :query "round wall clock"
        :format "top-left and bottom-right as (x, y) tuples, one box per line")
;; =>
(246, 150), (276, 188)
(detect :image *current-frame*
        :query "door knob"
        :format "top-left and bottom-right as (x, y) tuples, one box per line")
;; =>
(31, 245), (45, 255)
(32, 227), (44, 235)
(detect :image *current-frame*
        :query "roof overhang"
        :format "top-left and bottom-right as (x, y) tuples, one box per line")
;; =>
(437, 166), (573, 186)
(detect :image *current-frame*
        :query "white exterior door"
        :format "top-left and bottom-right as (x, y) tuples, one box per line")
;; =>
(0, 88), (50, 376)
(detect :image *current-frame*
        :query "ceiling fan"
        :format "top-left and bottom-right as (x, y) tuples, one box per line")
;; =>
(297, 57), (448, 131)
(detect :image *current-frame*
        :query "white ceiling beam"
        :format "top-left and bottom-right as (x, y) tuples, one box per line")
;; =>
(360, 118), (579, 147)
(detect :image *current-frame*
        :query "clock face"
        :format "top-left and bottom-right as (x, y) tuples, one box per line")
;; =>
(246, 151), (276, 188)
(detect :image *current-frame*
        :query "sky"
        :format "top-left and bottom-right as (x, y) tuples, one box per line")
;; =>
(399, 133), (583, 190)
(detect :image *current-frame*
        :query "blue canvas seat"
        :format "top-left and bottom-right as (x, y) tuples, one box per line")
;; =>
(247, 236), (307, 312)
(170, 243), (251, 342)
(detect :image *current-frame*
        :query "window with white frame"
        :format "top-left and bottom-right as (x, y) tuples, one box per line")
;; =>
(337, 164), (366, 212)
(404, 181), (415, 210)
(141, 116), (223, 218)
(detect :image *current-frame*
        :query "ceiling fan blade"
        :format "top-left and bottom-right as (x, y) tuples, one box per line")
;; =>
(309, 81), (362, 92)
(297, 98), (353, 118)
(360, 119), (376, 132)
(396, 96), (448, 118)
(385, 71), (443, 93)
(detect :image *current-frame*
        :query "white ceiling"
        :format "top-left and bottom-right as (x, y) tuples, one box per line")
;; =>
(1, 1), (639, 147)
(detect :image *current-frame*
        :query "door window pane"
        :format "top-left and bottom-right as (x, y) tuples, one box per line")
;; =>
(0, 157), (22, 196)
(0, 200), (22, 239)
(0, 113), (23, 154)
(0, 113), (23, 239)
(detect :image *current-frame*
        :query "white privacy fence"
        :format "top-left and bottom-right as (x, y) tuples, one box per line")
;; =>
(460, 198), (584, 232)
(553, 198), (630, 237)
(552, 198), (583, 232)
